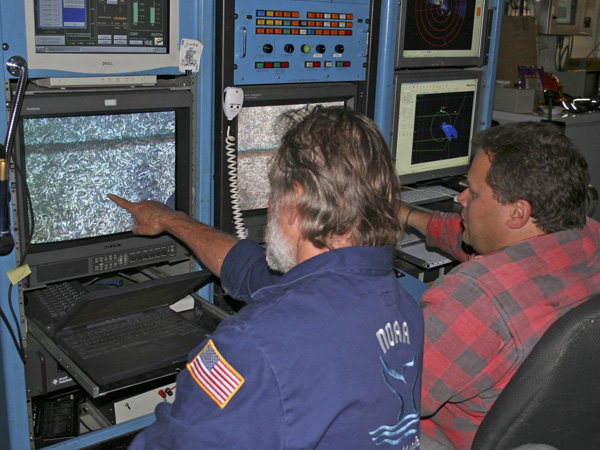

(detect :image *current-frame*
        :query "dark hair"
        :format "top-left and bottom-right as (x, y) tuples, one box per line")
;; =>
(473, 121), (589, 232)
(268, 106), (402, 249)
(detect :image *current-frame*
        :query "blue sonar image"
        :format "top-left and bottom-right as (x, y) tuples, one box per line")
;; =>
(442, 122), (458, 140)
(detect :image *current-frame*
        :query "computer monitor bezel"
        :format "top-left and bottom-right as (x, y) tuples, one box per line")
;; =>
(390, 69), (483, 186)
(395, 0), (489, 69)
(12, 83), (195, 288)
(24, 0), (180, 75)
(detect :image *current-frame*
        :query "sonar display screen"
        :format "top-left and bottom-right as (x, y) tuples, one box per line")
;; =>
(411, 90), (473, 164)
(401, 0), (485, 60)
(394, 76), (478, 180)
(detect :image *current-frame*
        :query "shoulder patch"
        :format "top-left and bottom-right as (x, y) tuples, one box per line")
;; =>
(187, 339), (245, 408)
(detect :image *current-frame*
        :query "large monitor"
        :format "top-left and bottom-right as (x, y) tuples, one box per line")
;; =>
(219, 83), (357, 242)
(12, 80), (195, 287)
(396, 0), (489, 68)
(24, 0), (180, 74)
(390, 70), (482, 185)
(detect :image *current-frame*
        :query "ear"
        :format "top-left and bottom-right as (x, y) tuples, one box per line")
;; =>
(506, 199), (532, 230)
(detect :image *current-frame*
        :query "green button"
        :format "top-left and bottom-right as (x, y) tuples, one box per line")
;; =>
(301, 44), (311, 54)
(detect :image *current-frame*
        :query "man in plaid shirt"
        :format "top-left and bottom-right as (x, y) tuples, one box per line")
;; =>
(401, 121), (600, 449)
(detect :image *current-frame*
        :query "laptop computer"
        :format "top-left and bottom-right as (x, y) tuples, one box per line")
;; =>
(38, 271), (215, 386)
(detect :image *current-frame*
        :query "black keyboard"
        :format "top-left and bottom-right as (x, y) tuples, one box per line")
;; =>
(26, 281), (89, 335)
(60, 308), (199, 359)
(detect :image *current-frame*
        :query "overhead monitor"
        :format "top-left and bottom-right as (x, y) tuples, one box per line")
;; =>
(224, 83), (357, 242)
(12, 82), (195, 287)
(390, 70), (482, 185)
(396, 0), (488, 68)
(24, 0), (180, 74)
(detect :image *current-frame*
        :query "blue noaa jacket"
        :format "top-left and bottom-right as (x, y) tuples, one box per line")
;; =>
(129, 239), (424, 449)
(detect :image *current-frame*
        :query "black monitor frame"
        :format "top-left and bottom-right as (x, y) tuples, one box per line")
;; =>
(11, 79), (196, 288)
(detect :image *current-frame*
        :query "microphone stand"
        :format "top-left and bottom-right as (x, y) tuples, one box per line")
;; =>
(0, 56), (28, 256)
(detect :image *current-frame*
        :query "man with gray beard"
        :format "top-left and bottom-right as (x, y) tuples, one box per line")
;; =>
(109, 106), (424, 449)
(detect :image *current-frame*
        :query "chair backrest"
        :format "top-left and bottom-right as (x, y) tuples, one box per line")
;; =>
(471, 293), (600, 450)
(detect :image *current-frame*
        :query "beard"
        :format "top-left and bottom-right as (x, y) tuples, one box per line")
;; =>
(265, 208), (297, 274)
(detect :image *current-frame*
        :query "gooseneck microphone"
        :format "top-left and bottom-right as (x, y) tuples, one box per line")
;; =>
(0, 56), (28, 256)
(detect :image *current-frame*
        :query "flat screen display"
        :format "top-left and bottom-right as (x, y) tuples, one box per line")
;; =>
(397, 0), (487, 68)
(391, 71), (480, 184)
(22, 111), (176, 244)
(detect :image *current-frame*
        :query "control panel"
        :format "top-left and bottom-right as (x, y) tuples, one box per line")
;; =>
(92, 243), (177, 273)
(232, 0), (372, 85)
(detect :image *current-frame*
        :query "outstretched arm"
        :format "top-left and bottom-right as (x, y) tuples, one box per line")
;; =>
(399, 203), (431, 236)
(108, 194), (238, 277)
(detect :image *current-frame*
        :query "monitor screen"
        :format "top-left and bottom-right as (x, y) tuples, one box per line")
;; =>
(216, 83), (357, 242)
(13, 83), (194, 287)
(396, 0), (488, 68)
(25, 0), (180, 74)
(237, 102), (343, 211)
(391, 70), (481, 185)
(23, 111), (176, 244)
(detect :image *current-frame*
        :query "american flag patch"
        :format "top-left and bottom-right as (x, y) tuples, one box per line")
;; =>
(187, 340), (245, 408)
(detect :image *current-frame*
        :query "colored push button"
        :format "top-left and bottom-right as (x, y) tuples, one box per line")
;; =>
(255, 62), (290, 69)
(301, 44), (311, 53)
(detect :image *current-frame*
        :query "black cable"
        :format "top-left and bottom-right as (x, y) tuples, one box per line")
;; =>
(555, 35), (574, 72)
(0, 145), (33, 365)
(1, 283), (25, 364)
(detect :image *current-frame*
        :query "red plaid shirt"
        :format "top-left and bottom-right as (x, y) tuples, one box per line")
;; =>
(420, 211), (600, 449)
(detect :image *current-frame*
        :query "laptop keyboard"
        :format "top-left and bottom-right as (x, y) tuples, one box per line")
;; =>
(398, 230), (422, 247)
(401, 185), (458, 204)
(60, 308), (200, 359)
(26, 281), (88, 320)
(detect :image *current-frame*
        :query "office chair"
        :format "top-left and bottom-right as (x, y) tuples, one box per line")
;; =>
(471, 293), (600, 450)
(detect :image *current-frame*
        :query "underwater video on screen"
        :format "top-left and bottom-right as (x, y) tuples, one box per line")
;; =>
(23, 111), (176, 244)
